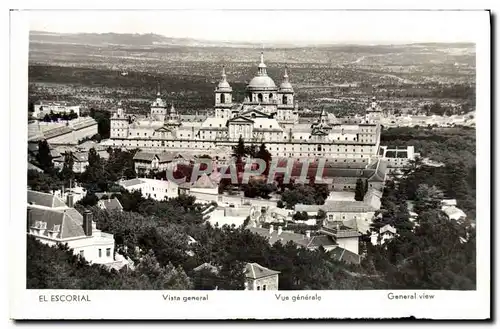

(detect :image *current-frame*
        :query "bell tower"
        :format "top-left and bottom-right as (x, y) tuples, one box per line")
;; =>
(277, 66), (296, 122)
(365, 96), (383, 124)
(215, 66), (233, 107)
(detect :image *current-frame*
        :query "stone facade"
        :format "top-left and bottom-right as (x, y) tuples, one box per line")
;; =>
(109, 53), (383, 160)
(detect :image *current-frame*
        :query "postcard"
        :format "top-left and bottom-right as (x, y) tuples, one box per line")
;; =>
(9, 8), (490, 320)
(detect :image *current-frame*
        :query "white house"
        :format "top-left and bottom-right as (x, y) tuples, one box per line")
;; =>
(33, 101), (81, 119)
(27, 190), (125, 267)
(119, 178), (179, 201)
(133, 151), (186, 175)
(184, 173), (220, 203)
(247, 224), (338, 252)
(244, 263), (280, 291)
(295, 200), (376, 234)
(441, 206), (467, 221)
(371, 224), (398, 246)
(441, 199), (467, 221)
(52, 152), (89, 173)
(319, 220), (361, 255)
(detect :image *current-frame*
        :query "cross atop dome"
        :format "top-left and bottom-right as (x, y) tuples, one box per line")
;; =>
(221, 65), (226, 80)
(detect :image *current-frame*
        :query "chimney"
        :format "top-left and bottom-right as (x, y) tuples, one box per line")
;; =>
(66, 193), (74, 208)
(277, 226), (282, 235)
(269, 225), (274, 234)
(336, 224), (340, 231)
(83, 210), (93, 236)
(305, 230), (311, 239)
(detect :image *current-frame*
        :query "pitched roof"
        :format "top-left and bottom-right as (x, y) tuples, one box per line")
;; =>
(268, 207), (292, 218)
(76, 140), (97, 150)
(191, 173), (217, 189)
(320, 219), (360, 238)
(156, 152), (177, 163)
(295, 235), (336, 249)
(193, 262), (219, 274)
(330, 247), (361, 264)
(119, 178), (145, 188)
(28, 190), (67, 208)
(368, 159), (388, 182)
(294, 204), (321, 213)
(43, 126), (73, 139)
(319, 226), (361, 239)
(380, 224), (397, 234)
(247, 227), (306, 245)
(133, 151), (156, 161)
(28, 162), (44, 172)
(28, 207), (85, 239)
(228, 116), (254, 123)
(321, 201), (375, 213)
(442, 206), (467, 219)
(98, 198), (123, 211)
(245, 263), (280, 279)
(364, 187), (383, 199)
(73, 152), (89, 162)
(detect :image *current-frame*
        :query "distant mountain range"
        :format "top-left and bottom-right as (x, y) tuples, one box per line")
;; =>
(29, 30), (475, 49)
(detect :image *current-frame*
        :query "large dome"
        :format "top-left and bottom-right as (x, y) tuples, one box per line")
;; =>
(247, 76), (277, 90)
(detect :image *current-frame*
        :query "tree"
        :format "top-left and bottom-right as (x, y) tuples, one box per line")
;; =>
(292, 211), (309, 222)
(414, 184), (444, 214)
(59, 152), (75, 183)
(133, 251), (193, 290)
(27, 170), (61, 193)
(36, 140), (53, 173)
(281, 185), (316, 209)
(89, 109), (111, 139)
(316, 209), (326, 226)
(354, 178), (365, 201)
(255, 143), (272, 176)
(232, 136), (247, 167)
(78, 193), (99, 207)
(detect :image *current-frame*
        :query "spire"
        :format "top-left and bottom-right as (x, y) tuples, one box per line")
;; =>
(283, 65), (289, 79)
(221, 65), (227, 82)
(258, 52), (267, 76)
(156, 82), (161, 97)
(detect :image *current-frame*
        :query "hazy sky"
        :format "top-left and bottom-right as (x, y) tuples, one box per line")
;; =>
(29, 10), (485, 44)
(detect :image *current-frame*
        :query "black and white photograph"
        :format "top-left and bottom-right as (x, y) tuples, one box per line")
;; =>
(8, 7), (491, 320)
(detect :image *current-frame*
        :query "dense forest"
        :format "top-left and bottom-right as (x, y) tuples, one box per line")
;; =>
(381, 126), (476, 219)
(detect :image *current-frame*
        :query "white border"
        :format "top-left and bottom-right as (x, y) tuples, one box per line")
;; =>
(8, 7), (491, 321)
